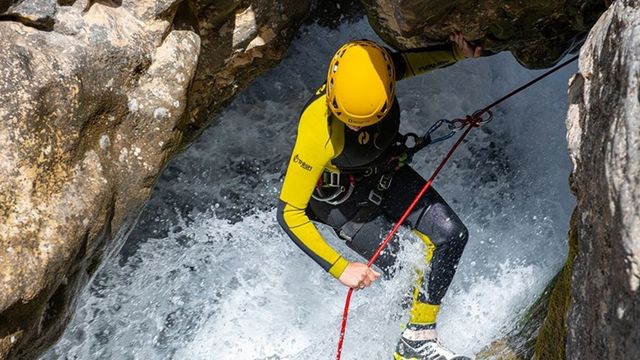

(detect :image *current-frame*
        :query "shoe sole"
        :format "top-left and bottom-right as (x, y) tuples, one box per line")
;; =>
(393, 352), (420, 360)
(393, 352), (472, 360)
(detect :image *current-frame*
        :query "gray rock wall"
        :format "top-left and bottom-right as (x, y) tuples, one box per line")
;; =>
(360, 0), (607, 68)
(185, 0), (310, 143)
(0, 1), (308, 359)
(566, 0), (640, 358)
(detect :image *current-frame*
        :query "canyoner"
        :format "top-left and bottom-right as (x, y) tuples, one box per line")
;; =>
(332, 51), (579, 360)
(277, 32), (482, 360)
(275, 24), (580, 358)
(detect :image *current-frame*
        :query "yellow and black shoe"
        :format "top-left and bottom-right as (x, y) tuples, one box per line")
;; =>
(393, 324), (471, 360)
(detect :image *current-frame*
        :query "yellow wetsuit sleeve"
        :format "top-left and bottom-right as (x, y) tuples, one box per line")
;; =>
(392, 43), (465, 80)
(277, 96), (349, 279)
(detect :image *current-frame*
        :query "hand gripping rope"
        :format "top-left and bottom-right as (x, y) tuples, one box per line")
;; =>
(335, 54), (579, 360)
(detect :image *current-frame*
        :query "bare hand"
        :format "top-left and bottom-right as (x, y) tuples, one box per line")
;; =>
(338, 262), (381, 290)
(450, 31), (482, 58)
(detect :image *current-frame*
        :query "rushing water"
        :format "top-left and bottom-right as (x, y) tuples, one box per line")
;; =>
(43, 19), (576, 360)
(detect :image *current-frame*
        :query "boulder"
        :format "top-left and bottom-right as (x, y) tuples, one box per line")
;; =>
(0, 1), (308, 359)
(185, 0), (310, 143)
(360, 0), (608, 68)
(564, 0), (640, 358)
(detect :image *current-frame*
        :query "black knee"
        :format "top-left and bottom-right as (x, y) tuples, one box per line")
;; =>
(447, 222), (468, 252)
(415, 202), (468, 249)
(423, 222), (468, 304)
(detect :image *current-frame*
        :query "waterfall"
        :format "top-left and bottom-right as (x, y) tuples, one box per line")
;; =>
(43, 18), (576, 360)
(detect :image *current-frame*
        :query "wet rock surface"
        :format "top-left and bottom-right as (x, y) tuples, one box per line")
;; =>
(184, 0), (309, 144)
(565, 0), (640, 358)
(360, 0), (608, 68)
(0, 1), (308, 359)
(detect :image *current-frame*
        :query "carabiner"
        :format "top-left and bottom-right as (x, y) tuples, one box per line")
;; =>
(471, 109), (494, 126)
(403, 133), (421, 149)
(447, 117), (469, 132)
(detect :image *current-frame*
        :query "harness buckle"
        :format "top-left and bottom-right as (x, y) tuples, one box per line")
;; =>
(368, 189), (383, 206)
(377, 173), (393, 191)
(326, 171), (341, 187)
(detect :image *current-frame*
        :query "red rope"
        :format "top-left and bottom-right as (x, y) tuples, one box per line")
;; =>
(335, 121), (477, 360)
(334, 55), (578, 359)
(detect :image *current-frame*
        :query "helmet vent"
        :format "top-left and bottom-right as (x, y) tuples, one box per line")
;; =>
(326, 40), (396, 127)
(380, 101), (388, 114)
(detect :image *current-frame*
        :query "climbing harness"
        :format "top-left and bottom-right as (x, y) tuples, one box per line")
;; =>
(313, 110), (493, 209)
(312, 132), (415, 206)
(335, 54), (579, 360)
(316, 109), (494, 238)
(312, 172), (356, 205)
(338, 172), (394, 241)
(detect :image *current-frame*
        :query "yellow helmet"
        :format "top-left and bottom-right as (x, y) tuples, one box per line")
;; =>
(326, 40), (396, 127)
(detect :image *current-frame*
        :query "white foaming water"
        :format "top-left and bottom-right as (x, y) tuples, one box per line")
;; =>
(44, 19), (576, 359)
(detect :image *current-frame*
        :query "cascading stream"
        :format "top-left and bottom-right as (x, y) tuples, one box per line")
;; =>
(43, 19), (575, 360)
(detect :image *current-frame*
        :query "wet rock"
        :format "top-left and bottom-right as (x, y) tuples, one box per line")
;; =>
(185, 0), (310, 143)
(564, 0), (640, 358)
(2, 0), (56, 30)
(360, 0), (608, 68)
(0, 1), (308, 359)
